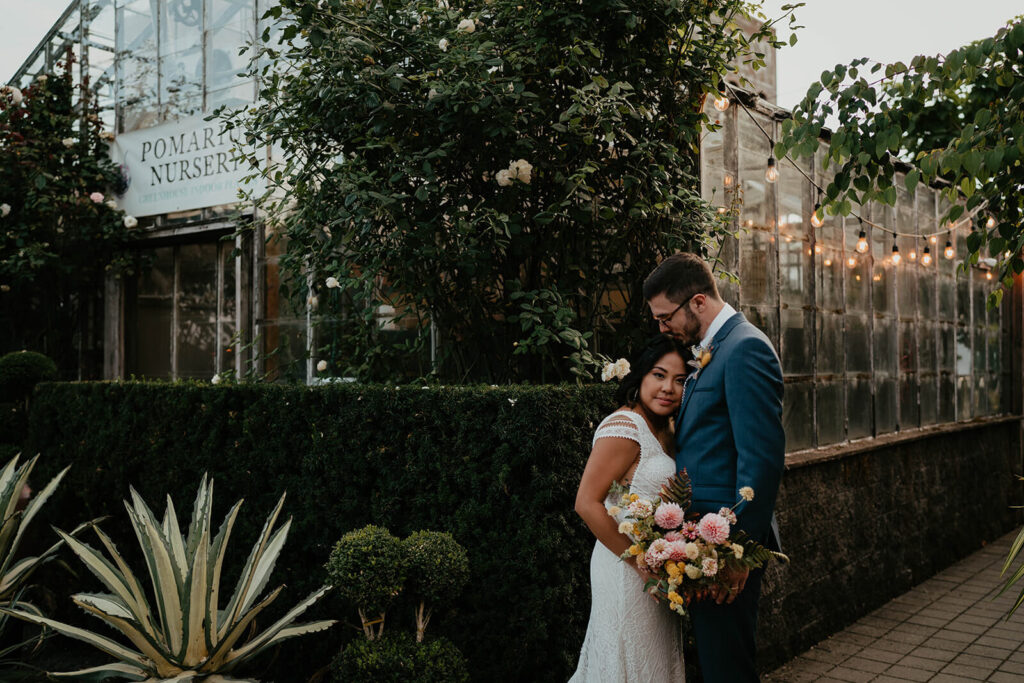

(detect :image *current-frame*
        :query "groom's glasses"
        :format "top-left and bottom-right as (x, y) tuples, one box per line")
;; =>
(651, 297), (692, 325)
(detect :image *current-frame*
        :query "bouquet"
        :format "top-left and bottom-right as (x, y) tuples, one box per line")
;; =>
(608, 470), (786, 615)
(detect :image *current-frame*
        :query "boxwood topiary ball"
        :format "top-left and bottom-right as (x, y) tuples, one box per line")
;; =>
(0, 351), (57, 402)
(326, 524), (406, 616)
(402, 530), (469, 607)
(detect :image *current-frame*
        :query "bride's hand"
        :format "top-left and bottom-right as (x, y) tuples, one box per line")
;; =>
(632, 562), (662, 602)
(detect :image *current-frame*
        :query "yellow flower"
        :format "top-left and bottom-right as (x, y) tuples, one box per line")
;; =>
(698, 349), (712, 368)
(630, 494), (639, 502)
(667, 591), (684, 605)
(629, 544), (643, 556)
(739, 486), (755, 501)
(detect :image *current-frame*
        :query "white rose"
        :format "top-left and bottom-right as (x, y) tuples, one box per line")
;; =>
(601, 362), (614, 382)
(211, 373), (222, 385)
(325, 276), (340, 289)
(495, 169), (513, 187)
(613, 358), (630, 379)
(1, 86), (23, 105)
(0, 203), (9, 218)
(123, 215), (138, 229)
(316, 360), (328, 372)
(457, 18), (475, 33)
(510, 158), (533, 184)
(62, 137), (75, 148)
(618, 521), (633, 535)
(105, 199), (118, 210)
(438, 38), (449, 51)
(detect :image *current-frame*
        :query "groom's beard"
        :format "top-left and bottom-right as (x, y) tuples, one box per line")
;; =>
(675, 310), (702, 345)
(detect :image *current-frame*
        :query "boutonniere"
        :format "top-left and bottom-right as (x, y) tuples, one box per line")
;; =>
(688, 345), (713, 372)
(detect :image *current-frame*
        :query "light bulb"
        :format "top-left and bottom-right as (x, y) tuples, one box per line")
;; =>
(717, 206), (727, 214)
(929, 235), (938, 244)
(909, 250), (917, 261)
(921, 246), (933, 266)
(824, 258), (833, 267)
(847, 255), (858, 268)
(891, 243), (901, 265)
(723, 173), (734, 188)
(814, 243), (823, 255)
(811, 204), (825, 228)
(986, 271), (993, 280)
(943, 239), (955, 260)
(986, 216), (996, 229)
(713, 93), (730, 111)
(765, 157), (779, 183)
(856, 230), (869, 254)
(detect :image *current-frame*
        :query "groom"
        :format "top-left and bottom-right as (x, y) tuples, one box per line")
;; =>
(644, 253), (785, 683)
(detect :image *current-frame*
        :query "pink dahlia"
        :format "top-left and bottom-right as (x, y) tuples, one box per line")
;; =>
(681, 521), (699, 541)
(645, 539), (670, 570)
(718, 507), (737, 525)
(698, 513), (730, 545)
(702, 557), (719, 577)
(654, 502), (685, 530)
(666, 540), (689, 562)
(664, 530), (685, 543)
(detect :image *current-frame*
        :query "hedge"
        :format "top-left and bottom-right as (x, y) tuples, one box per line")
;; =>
(26, 381), (617, 682)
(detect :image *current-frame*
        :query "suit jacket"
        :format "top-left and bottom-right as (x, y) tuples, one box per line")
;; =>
(675, 312), (785, 551)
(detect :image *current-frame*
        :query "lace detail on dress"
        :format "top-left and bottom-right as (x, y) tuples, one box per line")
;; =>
(570, 410), (684, 683)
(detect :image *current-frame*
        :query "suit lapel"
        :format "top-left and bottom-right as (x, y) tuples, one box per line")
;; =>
(676, 312), (746, 425)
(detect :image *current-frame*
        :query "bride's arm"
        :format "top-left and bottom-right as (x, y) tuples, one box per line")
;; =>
(574, 438), (641, 562)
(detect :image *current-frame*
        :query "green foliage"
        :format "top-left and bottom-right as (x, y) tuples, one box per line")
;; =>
(331, 631), (468, 683)
(222, 0), (799, 382)
(326, 525), (406, 636)
(0, 351), (57, 403)
(2, 475), (335, 681)
(777, 17), (1024, 307)
(26, 380), (616, 682)
(0, 63), (132, 376)
(403, 530), (469, 608)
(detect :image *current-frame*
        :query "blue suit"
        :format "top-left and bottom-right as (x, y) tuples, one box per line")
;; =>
(675, 312), (785, 683)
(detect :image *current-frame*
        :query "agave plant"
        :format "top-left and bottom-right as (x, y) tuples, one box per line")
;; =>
(2, 476), (335, 681)
(0, 453), (96, 659)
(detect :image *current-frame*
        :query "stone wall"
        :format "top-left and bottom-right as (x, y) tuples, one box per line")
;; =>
(757, 418), (1024, 670)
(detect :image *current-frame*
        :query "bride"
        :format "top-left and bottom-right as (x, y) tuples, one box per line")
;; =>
(570, 334), (688, 682)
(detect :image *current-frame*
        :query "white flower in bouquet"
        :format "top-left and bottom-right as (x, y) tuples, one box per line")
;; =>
(438, 37), (450, 51)
(316, 360), (328, 372)
(684, 563), (703, 580)
(718, 507), (737, 525)
(123, 215), (138, 229)
(457, 18), (475, 32)
(701, 557), (719, 577)
(617, 521), (633, 534)
(0, 203), (10, 218)
(731, 543), (744, 559)
(606, 505), (621, 517)
(495, 168), (513, 187)
(325, 276), (340, 289)
(1, 85), (23, 105)
(739, 486), (755, 501)
(684, 542), (700, 561)
(601, 362), (615, 382)
(627, 498), (653, 519)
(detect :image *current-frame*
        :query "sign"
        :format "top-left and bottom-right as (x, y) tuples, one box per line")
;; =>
(111, 115), (260, 217)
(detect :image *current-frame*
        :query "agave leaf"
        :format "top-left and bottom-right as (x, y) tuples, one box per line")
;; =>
(92, 525), (162, 645)
(72, 598), (180, 678)
(1000, 525), (1024, 576)
(127, 491), (184, 656)
(220, 586), (332, 670)
(75, 592), (135, 619)
(222, 620), (336, 672)
(218, 493), (285, 638)
(237, 519), (291, 616)
(0, 607), (148, 667)
(163, 494), (189, 579)
(204, 586), (283, 671)
(181, 521), (210, 667)
(0, 510), (23, 574)
(150, 672), (200, 683)
(54, 529), (151, 625)
(206, 499), (242, 654)
(0, 454), (24, 528)
(184, 476), (213, 564)
(0, 517), (100, 598)
(47, 662), (149, 681)
(7, 464), (70, 563)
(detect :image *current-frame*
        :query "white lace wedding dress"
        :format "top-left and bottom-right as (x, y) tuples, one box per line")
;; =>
(569, 409), (685, 682)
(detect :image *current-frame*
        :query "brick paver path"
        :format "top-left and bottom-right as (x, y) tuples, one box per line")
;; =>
(764, 530), (1024, 682)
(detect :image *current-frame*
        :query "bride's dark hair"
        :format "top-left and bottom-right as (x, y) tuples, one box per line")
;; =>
(615, 334), (690, 406)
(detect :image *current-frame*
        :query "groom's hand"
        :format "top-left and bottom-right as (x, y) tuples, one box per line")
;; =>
(713, 566), (750, 605)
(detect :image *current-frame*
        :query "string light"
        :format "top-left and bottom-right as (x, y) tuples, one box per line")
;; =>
(986, 215), (996, 229)
(811, 203), (825, 229)
(909, 249), (918, 261)
(891, 240), (901, 265)
(856, 229), (869, 254)
(921, 245), (933, 266)
(986, 271), (993, 280)
(847, 254), (858, 268)
(723, 173), (734, 188)
(943, 233), (955, 260)
(713, 92), (730, 111)
(814, 243), (823, 255)
(765, 156), (779, 184)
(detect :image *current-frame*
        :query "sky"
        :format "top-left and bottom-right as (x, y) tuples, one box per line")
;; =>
(1, 0), (1022, 109)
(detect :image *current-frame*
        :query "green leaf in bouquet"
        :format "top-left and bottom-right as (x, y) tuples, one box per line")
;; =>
(658, 470), (693, 511)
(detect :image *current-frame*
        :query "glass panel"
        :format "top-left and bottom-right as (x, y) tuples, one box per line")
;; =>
(873, 316), (897, 375)
(918, 321), (936, 375)
(972, 374), (987, 417)
(847, 377), (872, 439)
(261, 322), (308, 382)
(133, 246), (174, 378)
(118, 0), (159, 132)
(816, 380), (844, 446)
(989, 374), (1002, 415)
(701, 106), (726, 206)
(957, 375), (972, 421)
(846, 313), (870, 374)
(177, 243), (219, 378)
(738, 114), (772, 232)
(783, 381), (813, 451)
(845, 235), (870, 312)
(899, 375), (919, 430)
(875, 377), (897, 434)
(220, 242), (237, 372)
(781, 308), (812, 376)
(160, 0), (205, 120)
(816, 246), (843, 312)
(816, 312), (843, 375)
(741, 306), (778, 350)
(899, 320), (916, 376)
(739, 230), (776, 307)
(920, 372), (938, 426)
(778, 157), (809, 308)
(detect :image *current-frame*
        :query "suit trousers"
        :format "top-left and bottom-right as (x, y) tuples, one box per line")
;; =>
(688, 568), (764, 683)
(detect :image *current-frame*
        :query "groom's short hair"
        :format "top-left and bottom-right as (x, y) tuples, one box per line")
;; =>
(643, 252), (720, 304)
